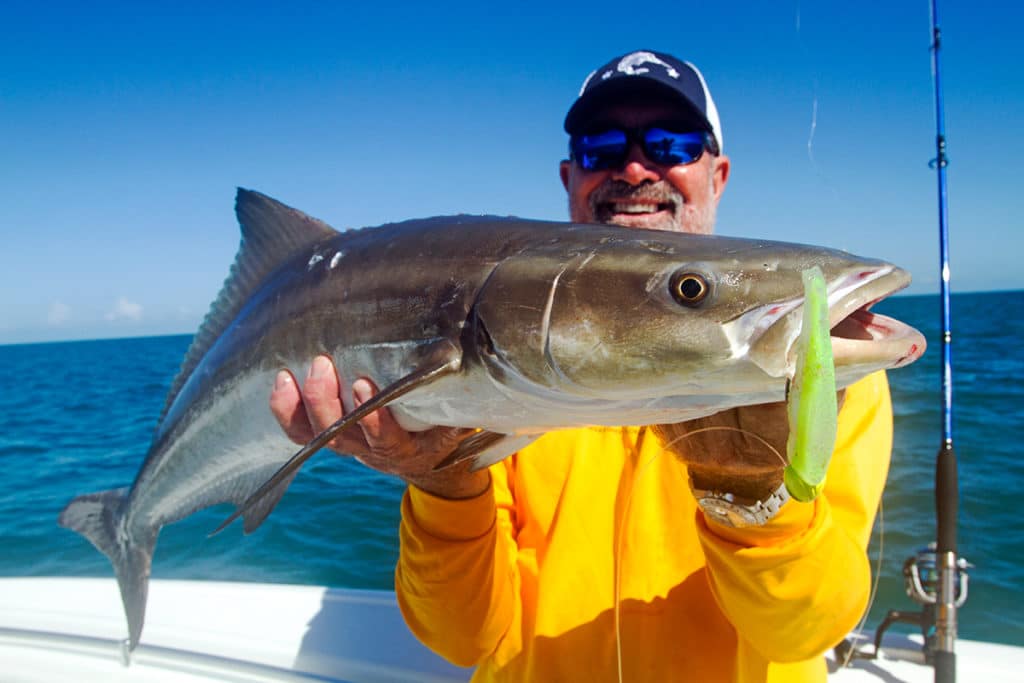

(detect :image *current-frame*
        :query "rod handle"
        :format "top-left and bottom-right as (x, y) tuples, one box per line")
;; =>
(935, 442), (958, 554)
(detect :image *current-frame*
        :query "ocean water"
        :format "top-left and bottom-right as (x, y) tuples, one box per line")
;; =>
(1, 291), (1022, 646)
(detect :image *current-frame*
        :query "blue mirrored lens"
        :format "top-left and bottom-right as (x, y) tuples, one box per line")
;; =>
(572, 130), (628, 171)
(643, 129), (706, 166)
(571, 128), (707, 171)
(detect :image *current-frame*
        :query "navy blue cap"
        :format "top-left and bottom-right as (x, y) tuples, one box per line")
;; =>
(564, 50), (723, 152)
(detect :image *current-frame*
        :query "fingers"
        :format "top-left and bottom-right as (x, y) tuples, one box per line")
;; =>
(270, 369), (314, 444)
(270, 355), (368, 454)
(270, 357), (470, 482)
(654, 403), (791, 471)
(352, 377), (413, 453)
(352, 379), (384, 441)
(301, 356), (371, 455)
(302, 356), (344, 432)
(350, 377), (475, 475)
(350, 377), (437, 465)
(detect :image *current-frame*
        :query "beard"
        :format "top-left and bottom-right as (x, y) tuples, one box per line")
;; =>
(571, 173), (718, 235)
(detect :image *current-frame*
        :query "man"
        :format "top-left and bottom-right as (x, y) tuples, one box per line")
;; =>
(271, 50), (892, 682)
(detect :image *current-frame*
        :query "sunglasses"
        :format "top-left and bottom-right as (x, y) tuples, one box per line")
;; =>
(570, 127), (715, 172)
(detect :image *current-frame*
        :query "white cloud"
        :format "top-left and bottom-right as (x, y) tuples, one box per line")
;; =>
(105, 297), (143, 322)
(48, 301), (71, 325)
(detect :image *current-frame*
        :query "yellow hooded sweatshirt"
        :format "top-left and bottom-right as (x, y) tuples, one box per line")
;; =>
(396, 371), (891, 682)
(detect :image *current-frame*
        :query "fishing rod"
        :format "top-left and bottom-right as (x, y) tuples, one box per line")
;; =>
(834, 2), (967, 680)
(927, 0), (960, 678)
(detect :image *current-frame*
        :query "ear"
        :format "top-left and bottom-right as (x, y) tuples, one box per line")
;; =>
(559, 159), (572, 192)
(711, 154), (730, 203)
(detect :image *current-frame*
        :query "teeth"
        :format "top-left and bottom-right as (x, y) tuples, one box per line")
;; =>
(615, 203), (661, 214)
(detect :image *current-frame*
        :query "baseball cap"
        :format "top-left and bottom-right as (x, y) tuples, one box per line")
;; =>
(564, 50), (723, 152)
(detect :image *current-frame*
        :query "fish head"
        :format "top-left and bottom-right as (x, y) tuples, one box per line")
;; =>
(469, 226), (925, 403)
(732, 242), (927, 387)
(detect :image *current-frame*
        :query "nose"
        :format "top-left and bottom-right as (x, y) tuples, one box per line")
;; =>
(612, 143), (661, 185)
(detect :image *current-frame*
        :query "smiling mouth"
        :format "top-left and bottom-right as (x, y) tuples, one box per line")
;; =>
(602, 200), (675, 214)
(599, 200), (676, 218)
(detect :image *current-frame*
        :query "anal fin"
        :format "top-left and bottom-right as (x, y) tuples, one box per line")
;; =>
(241, 470), (299, 534)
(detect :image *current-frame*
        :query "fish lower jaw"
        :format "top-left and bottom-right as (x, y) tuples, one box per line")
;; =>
(759, 307), (926, 383)
(831, 310), (927, 371)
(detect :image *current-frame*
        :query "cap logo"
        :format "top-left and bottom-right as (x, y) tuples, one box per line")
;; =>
(617, 51), (680, 79)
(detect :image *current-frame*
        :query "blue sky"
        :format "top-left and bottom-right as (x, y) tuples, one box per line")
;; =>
(2, 1), (1021, 344)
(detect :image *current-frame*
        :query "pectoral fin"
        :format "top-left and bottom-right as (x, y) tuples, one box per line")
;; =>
(211, 357), (460, 536)
(433, 431), (540, 471)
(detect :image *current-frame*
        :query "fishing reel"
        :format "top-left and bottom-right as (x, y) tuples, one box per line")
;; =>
(903, 542), (971, 608)
(833, 543), (971, 667)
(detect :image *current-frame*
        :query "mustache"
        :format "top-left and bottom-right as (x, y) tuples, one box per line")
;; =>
(588, 180), (684, 211)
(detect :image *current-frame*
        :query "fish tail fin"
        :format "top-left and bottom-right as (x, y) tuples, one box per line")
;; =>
(58, 488), (155, 651)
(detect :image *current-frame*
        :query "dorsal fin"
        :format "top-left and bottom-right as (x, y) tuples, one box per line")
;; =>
(158, 189), (339, 425)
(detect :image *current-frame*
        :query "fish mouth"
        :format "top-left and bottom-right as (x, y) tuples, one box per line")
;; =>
(821, 267), (926, 377)
(830, 305), (924, 370)
(740, 265), (926, 381)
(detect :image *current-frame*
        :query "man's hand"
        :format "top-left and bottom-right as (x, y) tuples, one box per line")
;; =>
(270, 355), (490, 500)
(653, 403), (790, 501)
(653, 392), (844, 502)
(655, 393), (847, 499)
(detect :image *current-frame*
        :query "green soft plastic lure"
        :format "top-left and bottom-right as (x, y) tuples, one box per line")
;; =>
(783, 266), (839, 503)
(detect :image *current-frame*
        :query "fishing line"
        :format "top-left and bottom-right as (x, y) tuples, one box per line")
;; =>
(613, 426), (786, 683)
(791, 7), (891, 657)
(839, 498), (885, 667)
(794, 1), (816, 166)
(807, 98), (820, 166)
(793, 2), (841, 203)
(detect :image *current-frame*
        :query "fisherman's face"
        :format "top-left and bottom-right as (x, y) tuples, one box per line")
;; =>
(560, 98), (730, 234)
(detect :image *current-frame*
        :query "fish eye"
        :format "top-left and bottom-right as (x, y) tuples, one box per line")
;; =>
(670, 271), (710, 307)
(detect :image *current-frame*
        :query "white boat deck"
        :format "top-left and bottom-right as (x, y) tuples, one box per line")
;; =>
(0, 578), (1016, 682)
(0, 578), (469, 683)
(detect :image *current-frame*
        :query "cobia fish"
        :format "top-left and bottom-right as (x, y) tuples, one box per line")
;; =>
(59, 189), (925, 651)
